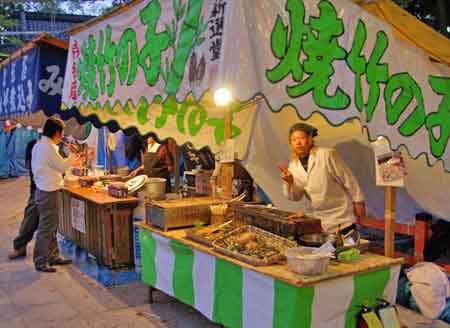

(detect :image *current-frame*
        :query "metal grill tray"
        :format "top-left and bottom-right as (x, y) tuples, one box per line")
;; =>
(212, 225), (297, 266)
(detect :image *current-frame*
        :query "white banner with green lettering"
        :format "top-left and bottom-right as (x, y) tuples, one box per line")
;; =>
(61, 0), (256, 155)
(62, 0), (450, 168)
(140, 229), (401, 328)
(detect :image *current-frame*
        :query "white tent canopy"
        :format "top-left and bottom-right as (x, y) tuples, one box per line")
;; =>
(244, 106), (449, 222)
(61, 0), (450, 220)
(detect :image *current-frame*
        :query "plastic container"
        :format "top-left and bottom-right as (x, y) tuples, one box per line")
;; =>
(146, 178), (166, 200)
(64, 174), (79, 188)
(117, 166), (129, 177)
(210, 204), (228, 225)
(285, 246), (331, 275)
(92, 165), (105, 177)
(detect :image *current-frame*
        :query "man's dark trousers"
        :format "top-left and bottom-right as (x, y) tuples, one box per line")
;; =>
(13, 187), (39, 251)
(33, 189), (60, 268)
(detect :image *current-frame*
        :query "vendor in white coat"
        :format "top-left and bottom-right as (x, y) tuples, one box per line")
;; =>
(279, 123), (366, 233)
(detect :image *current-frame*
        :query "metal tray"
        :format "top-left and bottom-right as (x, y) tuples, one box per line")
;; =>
(185, 221), (239, 247)
(212, 225), (297, 266)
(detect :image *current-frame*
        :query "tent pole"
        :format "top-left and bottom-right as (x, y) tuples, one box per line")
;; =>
(172, 139), (180, 192)
(220, 107), (233, 198)
(384, 186), (396, 257)
(224, 107), (231, 141)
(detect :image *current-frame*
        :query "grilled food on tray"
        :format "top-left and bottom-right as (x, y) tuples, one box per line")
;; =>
(213, 226), (297, 266)
(186, 221), (236, 246)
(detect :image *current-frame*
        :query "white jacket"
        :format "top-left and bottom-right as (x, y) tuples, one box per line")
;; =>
(283, 147), (364, 232)
(32, 136), (74, 192)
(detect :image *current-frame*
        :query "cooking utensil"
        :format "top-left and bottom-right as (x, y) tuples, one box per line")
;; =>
(126, 175), (148, 193)
(209, 220), (233, 234)
(298, 233), (330, 247)
(227, 193), (247, 204)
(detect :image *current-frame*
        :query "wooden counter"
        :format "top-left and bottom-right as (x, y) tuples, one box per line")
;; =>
(58, 187), (139, 269)
(63, 186), (139, 205)
(137, 222), (403, 287)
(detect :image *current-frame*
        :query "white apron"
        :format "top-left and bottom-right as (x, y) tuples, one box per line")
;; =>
(283, 147), (365, 233)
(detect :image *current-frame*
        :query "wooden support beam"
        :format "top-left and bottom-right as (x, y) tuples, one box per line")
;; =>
(173, 143), (180, 192)
(384, 186), (396, 257)
(217, 107), (234, 198)
(223, 107), (232, 141)
(108, 146), (114, 174)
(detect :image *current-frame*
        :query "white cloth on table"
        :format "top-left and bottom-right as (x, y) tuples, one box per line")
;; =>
(406, 262), (450, 319)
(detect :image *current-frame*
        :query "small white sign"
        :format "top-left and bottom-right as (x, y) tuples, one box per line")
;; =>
(372, 138), (406, 187)
(71, 198), (86, 233)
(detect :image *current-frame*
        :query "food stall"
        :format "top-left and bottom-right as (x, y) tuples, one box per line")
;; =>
(59, 0), (449, 326)
(138, 223), (401, 328)
(58, 185), (138, 269)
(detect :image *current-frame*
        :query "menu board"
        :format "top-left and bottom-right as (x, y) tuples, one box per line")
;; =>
(71, 198), (86, 233)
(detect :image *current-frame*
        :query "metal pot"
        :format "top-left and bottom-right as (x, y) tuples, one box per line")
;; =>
(146, 178), (166, 200)
(298, 233), (330, 247)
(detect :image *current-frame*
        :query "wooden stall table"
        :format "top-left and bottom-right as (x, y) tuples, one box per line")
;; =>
(136, 222), (403, 328)
(58, 186), (139, 269)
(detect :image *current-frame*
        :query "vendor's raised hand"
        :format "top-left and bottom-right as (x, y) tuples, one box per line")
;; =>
(278, 163), (293, 186)
(68, 143), (80, 153)
(129, 169), (139, 178)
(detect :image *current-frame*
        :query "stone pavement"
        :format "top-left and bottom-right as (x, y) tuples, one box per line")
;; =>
(0, 177), (448, 328)
(0, 177), (219, 328)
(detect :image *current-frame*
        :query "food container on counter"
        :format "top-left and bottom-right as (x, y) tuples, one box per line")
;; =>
(72, 167), (89, 176)
(145, 178), (166, 200)
(145, 197), (223, 230)
(64, 174), (79, 188)
(285, 247), (332, 275)
(209, 203), (228, 225)
(116, 166), (129, 177)
(212, 225), (297, 266)
(108, 182), (129, 198)
(231, 204), (322, 240)
(298, 233), (331, 247)
(92, 165), (105, 177)
(79, 176), (97, 188)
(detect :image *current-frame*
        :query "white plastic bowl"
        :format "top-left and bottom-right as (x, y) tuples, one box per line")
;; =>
(285, 246), (332, 276)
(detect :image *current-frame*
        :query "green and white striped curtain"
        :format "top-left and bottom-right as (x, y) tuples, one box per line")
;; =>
(140, 229), (400, 328)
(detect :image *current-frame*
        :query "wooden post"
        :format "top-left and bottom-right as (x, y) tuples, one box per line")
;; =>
(108, 146), (113, 174)
(174, 143), (180, 192)
(223, 107), (232, 141)
(384, 186), (396, 257)
(220, 107), (234, 198)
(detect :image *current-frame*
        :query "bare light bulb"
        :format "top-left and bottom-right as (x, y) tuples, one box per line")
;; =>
(214, 88), (232, 107)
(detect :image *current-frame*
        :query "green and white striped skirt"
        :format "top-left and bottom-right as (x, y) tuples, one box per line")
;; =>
(140, 229), (400, 328)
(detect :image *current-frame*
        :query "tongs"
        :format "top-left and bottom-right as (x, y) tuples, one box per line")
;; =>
(210, 220), (233, 234)
(335, 227), (361, 249)
(227, 193), (247, 204)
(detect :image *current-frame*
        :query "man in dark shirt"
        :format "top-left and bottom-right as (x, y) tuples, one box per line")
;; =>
(8, 139), (39, 259)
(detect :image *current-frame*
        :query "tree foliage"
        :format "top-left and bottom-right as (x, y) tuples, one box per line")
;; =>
(393, 0), (449, 38)
(0, 1), (25, 56)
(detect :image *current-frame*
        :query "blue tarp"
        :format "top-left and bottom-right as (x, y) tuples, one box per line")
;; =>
(58, 236), (140, 287)
(96, 129), (128, 170)
(8, 127), (38, 177)
(0, 126), (38, 178)
(0, 129), (11, 177)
